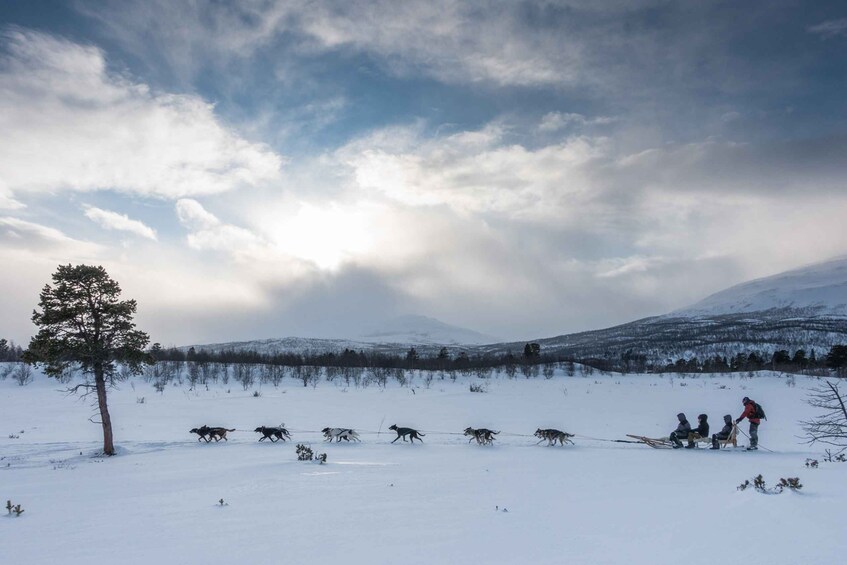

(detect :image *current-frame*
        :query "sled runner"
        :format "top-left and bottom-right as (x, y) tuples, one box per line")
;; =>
(625, 434), (674, 449)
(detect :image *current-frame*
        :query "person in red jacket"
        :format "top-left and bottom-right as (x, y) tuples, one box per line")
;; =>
(736, 396), (761, 451)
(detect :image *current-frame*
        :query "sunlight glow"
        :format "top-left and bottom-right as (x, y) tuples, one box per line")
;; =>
(267, 202), (376, 270)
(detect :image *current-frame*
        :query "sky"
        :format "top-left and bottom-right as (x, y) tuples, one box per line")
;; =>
(1, 0), (847, 347)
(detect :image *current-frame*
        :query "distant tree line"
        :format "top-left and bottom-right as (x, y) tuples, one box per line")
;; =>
(0, 339), (24, 362)
(649, 345), (847, 375)
(148, 342), (556, 373)
(6, 335), (847, 382)
(144, 341), (847, 377)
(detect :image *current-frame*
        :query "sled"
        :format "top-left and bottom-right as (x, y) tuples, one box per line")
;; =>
(625, 434), (674, 449)
(713, 424), (739, 449)
(626, 425), (739, 450)
(686, 432), (711, 448)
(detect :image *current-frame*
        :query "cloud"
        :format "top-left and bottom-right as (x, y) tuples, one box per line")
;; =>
(0, 187), (23, 210)
(808, 19), (847, 39)
(82, 0), (584, 87)
(0, 28), (283, 204)
(539, 112), (616, 132)
(0, 217), (101, 257)
(175, 199), (265, 257)
(296, 1), (582, 87)
(338, 123), (611, 223)
(175, 198), (223, 231)
(84, 206), (157, 240)
(78, 0), (811, 104)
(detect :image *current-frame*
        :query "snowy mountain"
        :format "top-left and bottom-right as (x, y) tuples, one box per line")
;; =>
(672, 257), (847, 318)
(358, 315), (496, 345)
(187, 315), (494, 355)
(490, 257), (847, 363)
(186, 259), (847, 363)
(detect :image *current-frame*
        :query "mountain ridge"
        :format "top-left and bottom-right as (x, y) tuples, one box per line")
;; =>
(186, 257), (847, 361)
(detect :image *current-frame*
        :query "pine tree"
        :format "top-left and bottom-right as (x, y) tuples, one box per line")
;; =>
(25, 265), (151, 456)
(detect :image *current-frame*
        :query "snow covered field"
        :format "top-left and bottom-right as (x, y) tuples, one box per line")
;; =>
(2, 369), (845, 565)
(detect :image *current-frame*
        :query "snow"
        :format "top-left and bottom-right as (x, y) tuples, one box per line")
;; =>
(673, 257), (847, 318)
(2, 368), (846, 564)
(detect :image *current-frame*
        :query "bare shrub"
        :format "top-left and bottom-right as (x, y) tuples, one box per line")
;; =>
(469, 382), (487, 393)
(802, 380), (847, 450)
(12, 363), (33, 386)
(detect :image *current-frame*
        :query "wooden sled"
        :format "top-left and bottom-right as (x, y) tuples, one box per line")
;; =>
(627, 425), (739, 450)
(626, 434), (674, 449)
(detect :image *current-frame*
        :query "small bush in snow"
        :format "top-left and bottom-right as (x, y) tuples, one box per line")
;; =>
(296, 444), (327, 464)
(469, 383), (487, 393)
(737, 474), (802, 494)
(777, 477), (803, 491)
(253, 390), (262, 398)
(823, 449), (846, 463)
(805, 459), (819, 468)
(0, 364), (14, 380)
(296, 444), (312, 460)
(12, 364), (33, 386)
(136, 397), (145, 404)
(6, 500), (24, 516)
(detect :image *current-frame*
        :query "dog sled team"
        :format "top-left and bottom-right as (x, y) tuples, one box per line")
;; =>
(189, 423), (575, 447)
(630, 396), (766, 451)
(188, 396), (765, 451)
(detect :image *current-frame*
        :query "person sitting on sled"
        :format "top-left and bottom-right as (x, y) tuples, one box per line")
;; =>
(669, 413), (691, 449)
(686, 413), (709, 448)
(710, 414), (734, 450)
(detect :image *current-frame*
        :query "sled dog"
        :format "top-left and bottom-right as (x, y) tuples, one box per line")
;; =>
(388, 425), (425, 443)
(534, 428), (575, 446)
(254, 426), (292, 442)
(464, 427), (499, 445)
(190, 426), (212, 442)
(207, 427), (235, 441)
(322, 427), (361, 442)
(190, 426), (235, 442)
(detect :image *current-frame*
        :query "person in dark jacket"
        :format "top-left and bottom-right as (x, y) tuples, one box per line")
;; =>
(669, 413), (691, 448)
(711, 414), (734, 449)
(686, 414), (709, 448)
(736, 396), (761, 450)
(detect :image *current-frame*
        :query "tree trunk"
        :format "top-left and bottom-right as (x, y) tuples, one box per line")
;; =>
(94, 364), (115, 456)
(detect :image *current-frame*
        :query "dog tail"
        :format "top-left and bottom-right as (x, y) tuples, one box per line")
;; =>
(420, 432), (426, 436)
(227, 428), (235, 432)
(492, 431), (500, 435)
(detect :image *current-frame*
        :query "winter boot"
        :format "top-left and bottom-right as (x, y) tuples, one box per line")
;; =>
(746, 446), (758, 451)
